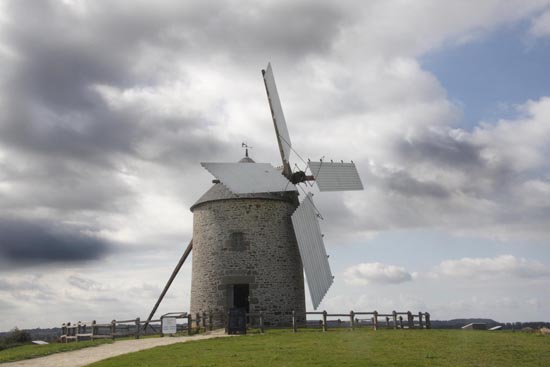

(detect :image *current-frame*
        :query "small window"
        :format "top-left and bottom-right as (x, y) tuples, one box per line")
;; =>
(231, 232), (244, 247)
(224, 232), (248, 251)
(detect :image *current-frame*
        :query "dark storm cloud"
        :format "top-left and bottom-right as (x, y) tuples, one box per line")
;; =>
(393, 129), (521, 198)
(1, 0), (253, 165)
(1, 0), (347, 166)
(0, 217), (111, 264)
(177, 1), (348, 60)
(3, 1), (145, 110)
(0, 153), (136, 212)
(1, 106), (135, 167)
(383, 169), (450, 199)
(0, 0), (247, 271)
(2, 0), (542, 249)
(395, 131), (483, 169)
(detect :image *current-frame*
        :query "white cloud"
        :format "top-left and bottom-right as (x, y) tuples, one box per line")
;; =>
(472, 98), (550, 172)
(530, 9), (550, 38)
(334, 96), (550, 243)
(0, 262), (192, 329)
(343, 262), (413, 285)
(67, 275), (106, 291)
(431, 255), (550, 279)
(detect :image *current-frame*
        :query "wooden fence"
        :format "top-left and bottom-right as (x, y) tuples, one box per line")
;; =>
(301, 311), (431, 332)
(60, 310), (430, 341)
(242, 310), (430, 333)
(60, 312), (216, 342)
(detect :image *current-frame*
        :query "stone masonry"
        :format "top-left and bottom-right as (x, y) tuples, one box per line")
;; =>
(190, 184), (306, 327)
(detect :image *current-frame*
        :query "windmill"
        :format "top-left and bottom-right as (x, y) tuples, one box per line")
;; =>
(145, 63), (363, 328)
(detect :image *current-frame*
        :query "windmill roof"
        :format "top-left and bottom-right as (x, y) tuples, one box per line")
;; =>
(190, 183), (294, 212)
(238, 156), (255, 163)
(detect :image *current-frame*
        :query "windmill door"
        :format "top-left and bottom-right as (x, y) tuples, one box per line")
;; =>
(230, 284), (249, 312)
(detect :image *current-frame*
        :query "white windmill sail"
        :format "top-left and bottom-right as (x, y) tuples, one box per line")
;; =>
(201, 162), (296, 194)
(263, 63), (292, 175)
(291, 193), (334, 309)
(308, 161), (364, 191)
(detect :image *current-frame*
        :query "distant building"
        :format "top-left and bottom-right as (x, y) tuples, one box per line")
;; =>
(462, 323), (487, 330)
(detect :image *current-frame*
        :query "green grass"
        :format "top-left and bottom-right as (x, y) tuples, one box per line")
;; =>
(87, 329), (550, 367)
(0, 339), (113, 363)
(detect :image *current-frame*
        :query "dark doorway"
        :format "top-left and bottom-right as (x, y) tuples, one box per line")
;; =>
(232, 284), (249, 312)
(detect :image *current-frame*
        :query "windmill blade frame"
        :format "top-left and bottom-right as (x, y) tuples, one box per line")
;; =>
(262, 63), (293, 177)
(308, 161), (364, 191)
(291, 193), (334, 309)
(201, 162), (297, 194)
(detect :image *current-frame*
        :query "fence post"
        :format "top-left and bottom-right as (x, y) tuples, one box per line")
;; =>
(260, 311), (265, 334)
(196, 313), (201, 333)
(418, 312), (424, 329)
(399, 316), (403, 329)
(322, 310), (327, 332)
(350, 311), (355, 331)
(392, 311), (397, 330)
(292, 310), (297, 333)
(111, 320), (116, 340)
(209, 311), (213, 331)
(135, 318), (141, 339)
(425, 312), (431, 329)
(76, 321), (82, 342)
(91, 320), (97, 340)
(226, 311), (230, 334)
(407, 311), (413, 329)
(373, 311), (378, 331)
(187, 314), (192, 336)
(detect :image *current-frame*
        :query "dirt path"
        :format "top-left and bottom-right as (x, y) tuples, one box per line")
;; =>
(1, 330), (230, 367)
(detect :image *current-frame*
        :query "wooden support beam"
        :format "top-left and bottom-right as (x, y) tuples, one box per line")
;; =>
(143, 240), (193, 330)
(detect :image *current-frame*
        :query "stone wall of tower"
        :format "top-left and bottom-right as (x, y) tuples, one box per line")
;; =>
(190, 197), (306, 327)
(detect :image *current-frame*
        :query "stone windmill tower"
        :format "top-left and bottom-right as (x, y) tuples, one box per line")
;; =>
(189, 155), (305, 326)
(144, 64), (363, 328)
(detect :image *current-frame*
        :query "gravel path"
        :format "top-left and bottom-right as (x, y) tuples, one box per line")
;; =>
(1, 330), (230, 367)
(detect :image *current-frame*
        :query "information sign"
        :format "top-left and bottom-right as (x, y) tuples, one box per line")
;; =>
(162, 317), (177, 335)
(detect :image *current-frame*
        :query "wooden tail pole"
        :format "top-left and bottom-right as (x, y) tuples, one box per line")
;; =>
(143, 240), (193, 330)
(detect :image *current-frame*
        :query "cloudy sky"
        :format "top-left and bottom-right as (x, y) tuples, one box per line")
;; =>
(1, 0), (549, 330)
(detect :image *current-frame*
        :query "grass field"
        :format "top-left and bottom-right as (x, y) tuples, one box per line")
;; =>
(0, 339), (113, 363)
(87, 328), (550, 367)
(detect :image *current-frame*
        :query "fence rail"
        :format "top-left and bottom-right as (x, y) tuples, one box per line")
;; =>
(60, 310), (430, 342)
(301, 310), (431, 332)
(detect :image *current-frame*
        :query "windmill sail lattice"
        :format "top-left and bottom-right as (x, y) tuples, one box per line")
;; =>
(308, 161), (364, 191)
(201, 162), (296, 194)
(291, 193), (334, 309)
(263, 63), (292, 176)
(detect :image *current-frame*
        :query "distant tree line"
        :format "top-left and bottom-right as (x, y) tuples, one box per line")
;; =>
(506, 322), (550, 330)
(430, 319), (550, 330)
(0, 327), (32, 351)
